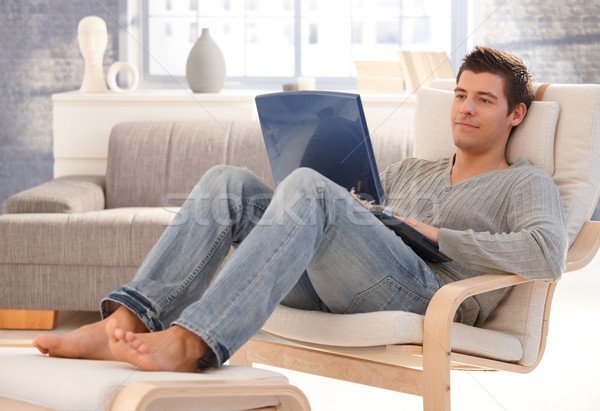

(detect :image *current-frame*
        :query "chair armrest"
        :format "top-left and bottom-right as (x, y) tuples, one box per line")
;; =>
(566, 220), (600, 272)
(421, 273), (533, 408)
(3, 175), (106, 214)
(423, 220), (600, 332)
(422, 273), (531, 362)
(423, 274), (528, 373)
(426, 273), (531, 325)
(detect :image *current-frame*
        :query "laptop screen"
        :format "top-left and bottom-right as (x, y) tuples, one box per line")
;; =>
(255, 91), (385, 204)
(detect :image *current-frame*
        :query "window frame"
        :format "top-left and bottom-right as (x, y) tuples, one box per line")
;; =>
(119, 0), (469, 91)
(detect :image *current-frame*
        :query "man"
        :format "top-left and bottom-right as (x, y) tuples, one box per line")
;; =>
(33, 46), (567, 373)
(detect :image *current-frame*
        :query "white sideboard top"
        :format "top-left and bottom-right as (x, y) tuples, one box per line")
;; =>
(52, 89), (416, 104)
(52, 89), (261, 103)
(52, 89), (416, 177)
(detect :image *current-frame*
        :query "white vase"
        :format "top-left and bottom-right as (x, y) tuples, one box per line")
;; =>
(186, 28), (226, 93)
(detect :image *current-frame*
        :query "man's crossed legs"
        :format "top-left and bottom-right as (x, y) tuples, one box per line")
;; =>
(33, 165), (440, 372)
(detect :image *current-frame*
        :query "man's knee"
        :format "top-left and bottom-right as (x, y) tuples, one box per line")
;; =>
(280, 167), (350, 200)
(192, 165), (258, 193)
(275, 168), (354, 215)
(203, 164), (253, 183)
(280, 167), (327, 191)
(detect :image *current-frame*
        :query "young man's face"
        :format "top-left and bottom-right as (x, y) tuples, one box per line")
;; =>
(451, 70), (525, 156)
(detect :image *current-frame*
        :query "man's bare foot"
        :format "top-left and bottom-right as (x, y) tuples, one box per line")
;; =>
(106, 319), (207, 372)
(32, 306), (147, 361)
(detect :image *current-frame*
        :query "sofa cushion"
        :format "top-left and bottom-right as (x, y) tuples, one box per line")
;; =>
(370, 120), (414, 172)
(104, 120), (415, 209)
(105, 121), (274, 209)
(0, 208), (175, 267)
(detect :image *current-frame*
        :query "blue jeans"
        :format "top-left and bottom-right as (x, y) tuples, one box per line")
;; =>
(102, 165), (441, 367)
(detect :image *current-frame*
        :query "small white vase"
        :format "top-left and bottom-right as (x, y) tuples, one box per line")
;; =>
(186, 28), (226, 93)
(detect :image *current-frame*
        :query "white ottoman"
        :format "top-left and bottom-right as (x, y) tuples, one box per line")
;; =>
(0, 347), (310, 411)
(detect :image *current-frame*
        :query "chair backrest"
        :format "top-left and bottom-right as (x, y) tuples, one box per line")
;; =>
(412, 84), (600, 365)
(414, 84), (600, 244)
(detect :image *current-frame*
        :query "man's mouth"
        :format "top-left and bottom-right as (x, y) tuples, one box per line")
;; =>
(454, 121), (479, 129)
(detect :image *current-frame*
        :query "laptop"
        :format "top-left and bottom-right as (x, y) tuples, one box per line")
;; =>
(255, 90), (451, 263)
(255, 90), (385, 204)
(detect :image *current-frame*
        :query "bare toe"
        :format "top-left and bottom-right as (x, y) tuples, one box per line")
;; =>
(33, 322), (113, 361)
(108, 326), (207, 372)
(105, 318), (121, 342)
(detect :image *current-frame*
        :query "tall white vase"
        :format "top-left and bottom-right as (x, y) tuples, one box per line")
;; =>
(186, 28), (226, 93)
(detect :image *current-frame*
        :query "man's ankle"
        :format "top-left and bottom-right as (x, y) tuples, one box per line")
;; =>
(111, 306), (148, 333)
(173, 325), (207, 357)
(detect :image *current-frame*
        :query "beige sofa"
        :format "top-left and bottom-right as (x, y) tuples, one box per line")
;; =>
(0, 120), (412, 319)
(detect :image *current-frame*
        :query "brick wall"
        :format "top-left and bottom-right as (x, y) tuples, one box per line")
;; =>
(472, 0), (600, 218)
(472, 0), (600, 84)
(0, 0), (119, 208)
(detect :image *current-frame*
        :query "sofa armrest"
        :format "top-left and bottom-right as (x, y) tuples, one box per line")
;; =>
(3, 175), (106, 214)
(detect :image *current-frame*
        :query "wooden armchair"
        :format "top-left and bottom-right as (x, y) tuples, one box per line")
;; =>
(230, 83), (600, 411)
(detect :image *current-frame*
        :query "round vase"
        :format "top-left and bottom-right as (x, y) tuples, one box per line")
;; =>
(186, 28), (226, 93)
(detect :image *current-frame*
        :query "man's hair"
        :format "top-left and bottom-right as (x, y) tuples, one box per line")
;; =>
(457, 46), (534, 114)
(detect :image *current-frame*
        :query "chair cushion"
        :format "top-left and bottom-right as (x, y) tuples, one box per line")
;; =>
(413, 87), (560, 176)
(263, 305), (523, 362)
(543, 84), (600, 244)
(482, 280), (550, 366)
(0, 347), (288, 411)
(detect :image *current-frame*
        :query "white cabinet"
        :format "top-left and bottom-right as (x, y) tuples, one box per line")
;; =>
(52, 90), (415, 177)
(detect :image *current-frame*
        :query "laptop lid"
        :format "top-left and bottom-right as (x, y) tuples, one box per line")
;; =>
(255, 90), (386, 204)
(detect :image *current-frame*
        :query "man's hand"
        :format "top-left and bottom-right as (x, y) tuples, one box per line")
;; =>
(401, 217), (441, 243)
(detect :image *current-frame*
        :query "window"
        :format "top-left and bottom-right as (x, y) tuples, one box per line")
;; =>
(125, 0), (468, 89)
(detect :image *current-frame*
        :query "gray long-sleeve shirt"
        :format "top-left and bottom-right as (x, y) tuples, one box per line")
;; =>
(381, 157), (568, 326)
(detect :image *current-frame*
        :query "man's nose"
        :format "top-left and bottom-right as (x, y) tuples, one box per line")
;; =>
(459, 97), (476, 115)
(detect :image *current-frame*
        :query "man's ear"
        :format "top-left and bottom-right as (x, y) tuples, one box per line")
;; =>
(510, 102), (527, 127)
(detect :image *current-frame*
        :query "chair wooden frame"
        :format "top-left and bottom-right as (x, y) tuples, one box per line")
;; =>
(230, 220), (600, 411)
